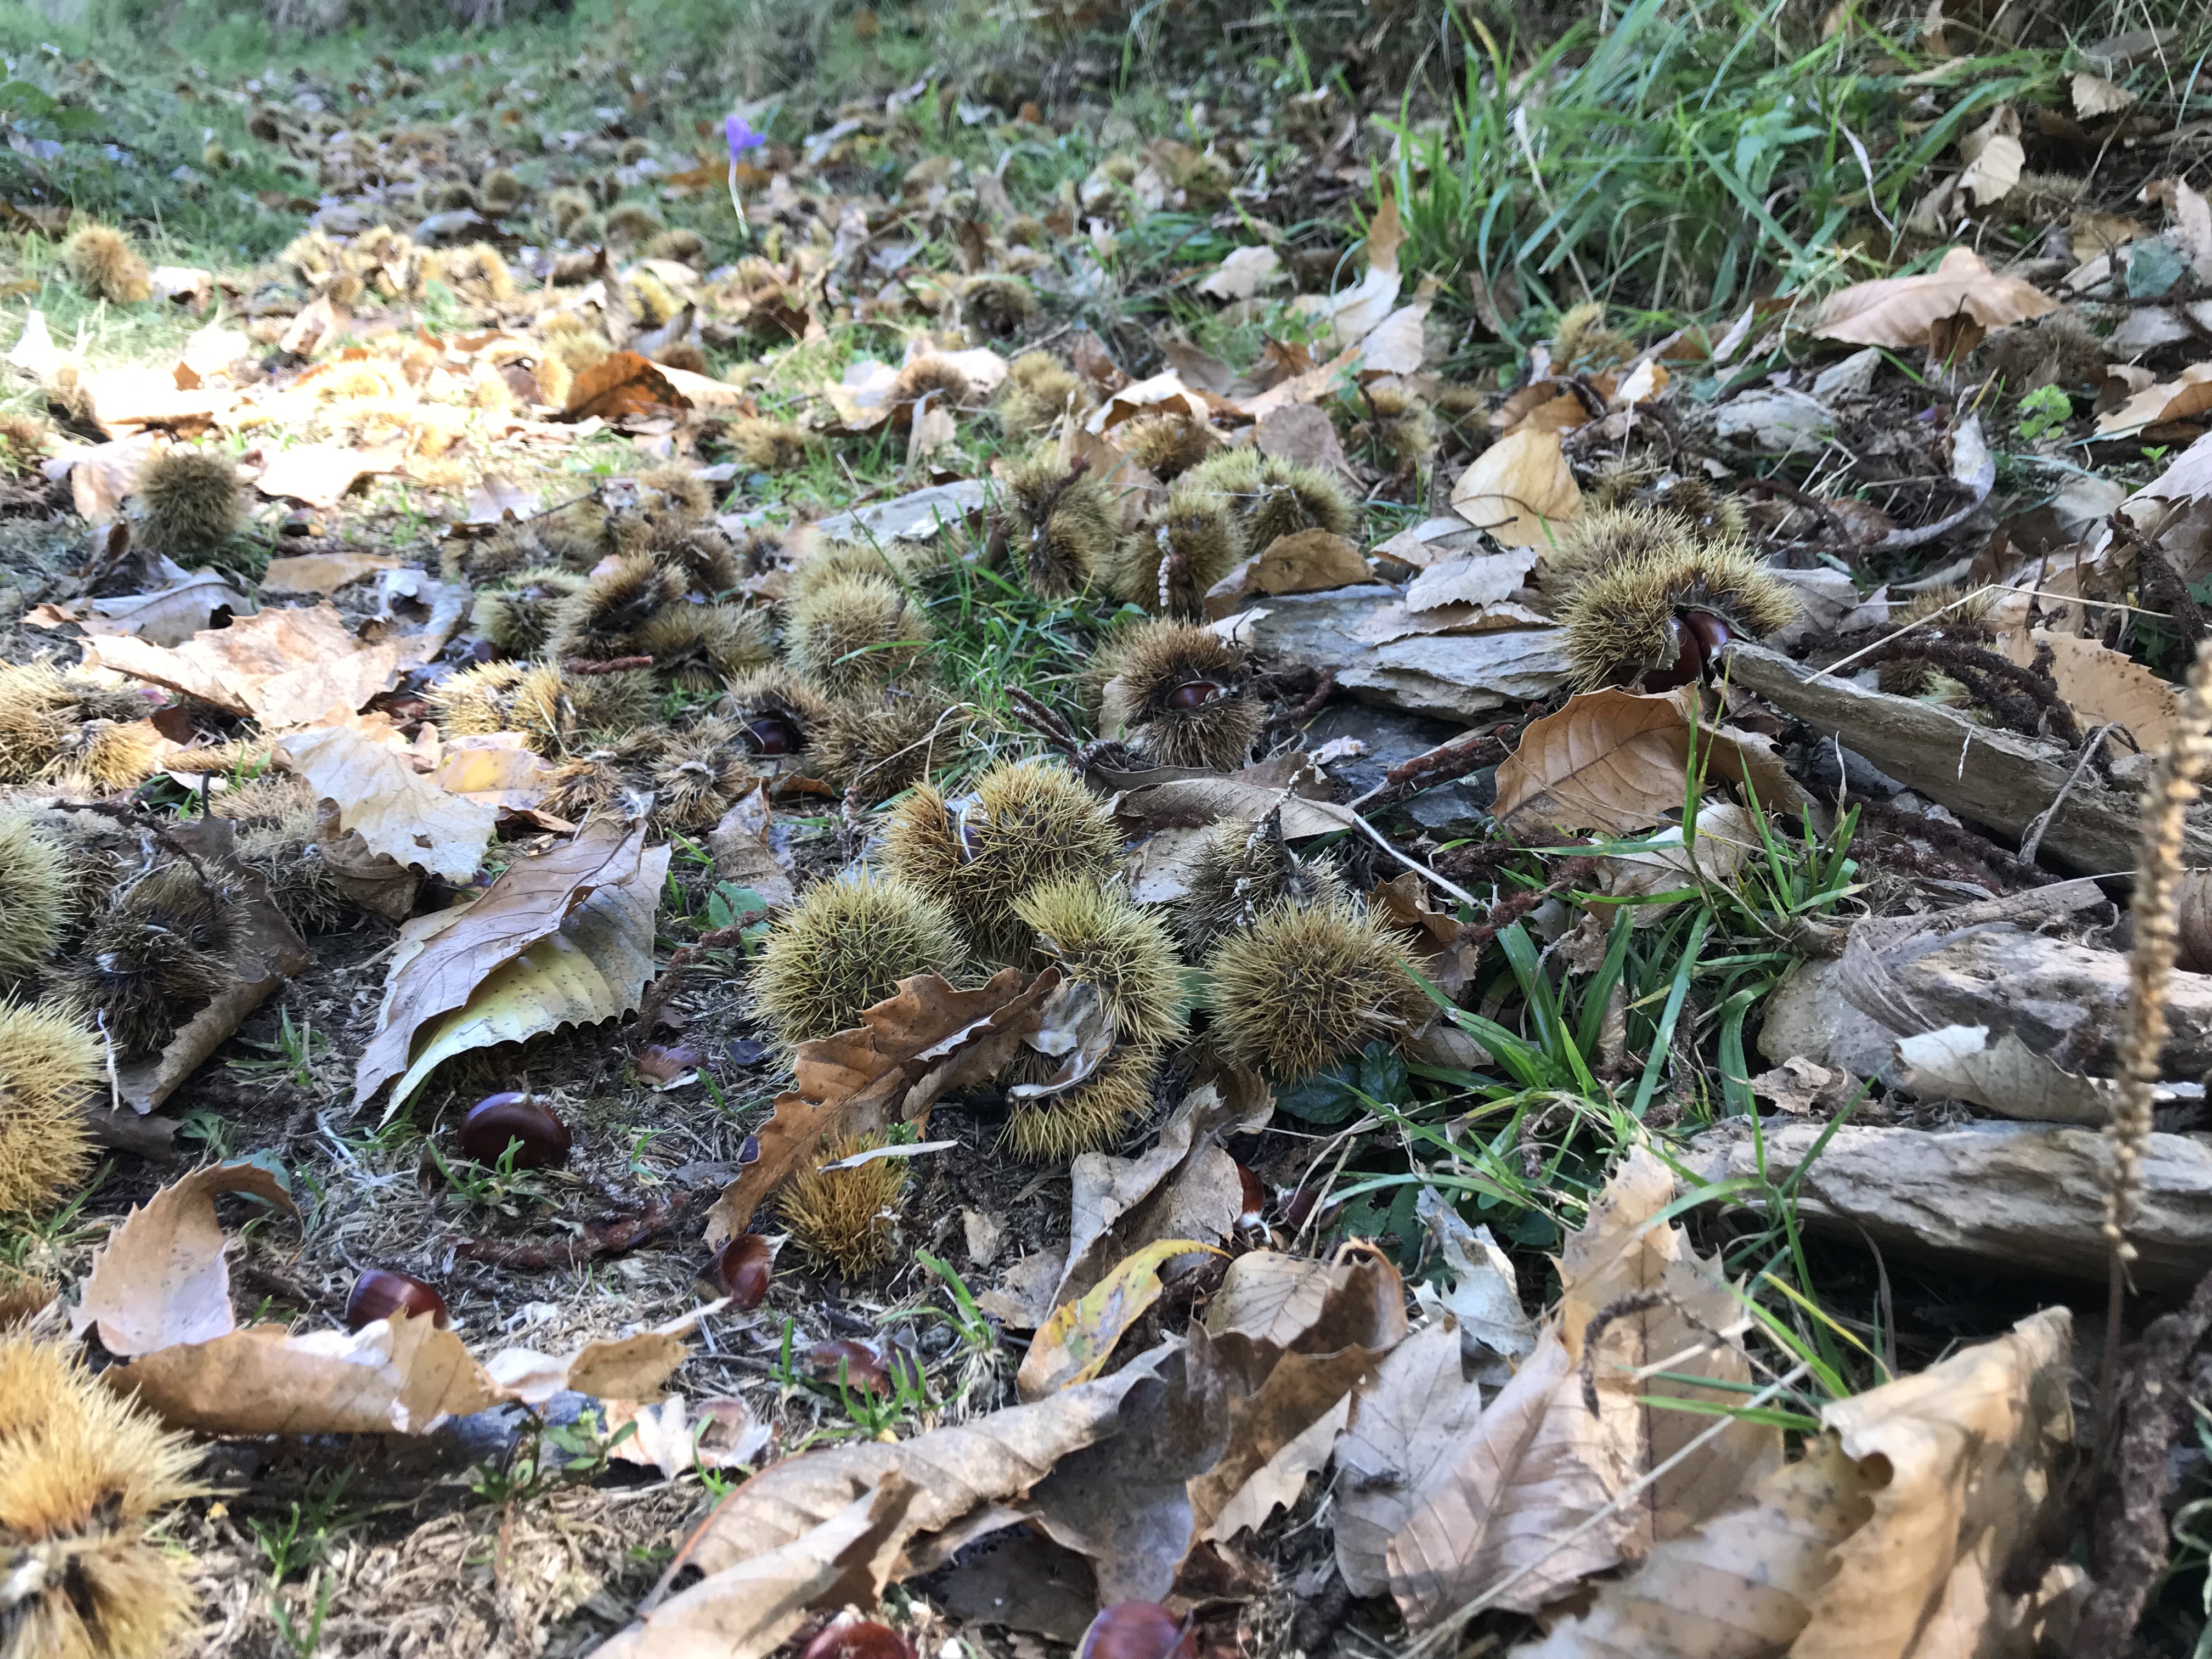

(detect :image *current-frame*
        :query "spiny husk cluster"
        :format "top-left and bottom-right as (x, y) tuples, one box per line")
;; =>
(539, 721), (760, 832)
(0, 1336), (199, 1658)
(223, 780), (346, 934)
(0, 817), (71, 983)
(1002, 445), (1120, 597)
(428, 660), (656, 756)
(1118, 413), (1213, 481)
(785, 574), (932, 697)
(0, 1003), (100, 1216)
(1553, 518), (1799, 690)
(1174, 813), (1348, 960)
(889, 357), (972, 429)
(751, 871), (968, 1051)
(472, 567), (588, 657)
(1012, 877), (1187, 1048)
(0, 664), (160, 793)
(780, 1132), (909, 1278)
(1094, 619), (1263, 771)
(1205, 900), (1427, 1079)
(998, 351), (1092, 437)
(883, 759), (1122, 965)
(813, 684), (965, 803)
(1001, 1042), (1163, 1162)
(60, 223), (151, 304)
(722, 668), (833, 766)
(1108, 486), (1245, 617)
(1179, 445), (1356, 555)
(136, 448), (244, 553)
(57, 864), (237, 1058)
(1355, 384), (1434, 464)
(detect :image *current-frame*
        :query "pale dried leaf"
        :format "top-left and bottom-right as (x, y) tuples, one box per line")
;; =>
(1415, 1188), (1537, 1379)
(1793, 1308), (2073, 1659)
(1406, 550), (1540, 612)
(1813, 247), (2057, 347)
(275, 726), (495, 883)
(70, 1163), (297, 1356)
(1450, 429), (1583, 548)
(1197, 245), (1284, 300)
(1958, 134), (2022, 207)
(1335, 1322), (1489, 1595)
(1203, 528), (1370, 614)
(1511, 1437), (1877, 1659)
(2072, 71), (2136, 117)
(255, 441), (406, 509)
(1358, 303), (1430, 377)
(1384, 1328), (1624, 1621)
(25, 570), (250, 647)
(1894, 1024), (2113, 1125)
(2146, 177), (2212, 280)
(81, 602), (402, 727)
(593, 1483), (921, 1659)
(261, 552), (404, 594)
(2095, 363), (2212, 436)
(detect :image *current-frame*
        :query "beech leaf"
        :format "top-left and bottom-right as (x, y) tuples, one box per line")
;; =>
(81, 602), (403, 727)
(1812, 247), (2056, 347)
(275, 725), (496, 884)
(1449, 428), (1583, 548)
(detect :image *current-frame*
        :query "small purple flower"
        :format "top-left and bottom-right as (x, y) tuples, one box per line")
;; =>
(724, 114), (768, 160)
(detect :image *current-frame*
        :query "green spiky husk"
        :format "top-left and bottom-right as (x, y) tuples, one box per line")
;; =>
(1107, 489), (1245, 617)
(1557, 540), (1801, 690)
(1011, 877), (1187, 1048)
(1094, 618), (1262, 771)
(751, 872), (967, 1051)
(1205, 901), (1425, 1079)
(1181, 446), (1356, 552)
(999, 1042), (1162, 1161)
(1004, 446), (1119, 598)
(786, 574), (932, 698)
(137, 450), (244, 554)
(813, 685), (962, 802)
(882, 760), (1121, 965)
(0, 819), (70, 983)
(1174, 815), (1348, 961)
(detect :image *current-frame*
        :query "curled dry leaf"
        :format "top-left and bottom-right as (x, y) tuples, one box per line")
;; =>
(260, 551), (405, 594)
(705, 969), (1062, 1243)
(1404, 550), (1540, 612)
(377, 837), (668, 1111)
(1812, 247), (2056, 348)
(1334, 1321), (1491, 1596)
(1493, 687), (1806, 838)
(76, 1161), (707, 1434)
(1202, 528), (1372, 616)
(1196, 245), (1283, 301)
(25, 568), (250, 648)
(1520, 1307), (2073, 1658)
(255, 441), (406, 509)
(563, 349), (691, 421)
(2094, 363), (2212, 437)
(1018, 1237), (1227, 1401)
(81, 601), (404, 727)
(275, 725), (496, 883)
(1413, 1187), (1537, 1382)
(1449, 428), (1583, 548)
(1893, 1024), (2113, 1125)
(352, 817), (652, 1111)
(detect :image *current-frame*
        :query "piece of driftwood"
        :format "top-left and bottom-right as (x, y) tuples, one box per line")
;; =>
(1720, 641), (2212, 873)
(1685, 1119), (2212, 1289)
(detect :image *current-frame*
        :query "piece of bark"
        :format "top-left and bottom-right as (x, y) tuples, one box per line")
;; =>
(1720, 641), (2212, 873)
(1683, 1119), (2212, 1289)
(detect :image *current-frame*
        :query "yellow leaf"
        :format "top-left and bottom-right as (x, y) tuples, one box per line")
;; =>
(1017, 1238), (1226, 1400)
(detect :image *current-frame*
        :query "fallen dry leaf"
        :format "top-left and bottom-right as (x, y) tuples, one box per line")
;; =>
(1406, 549), (1540, 612)
(261, 551), (405, 594)
(563, 350), (689, 421)
(1413, 1188), (1537, 1383)
(82, 602), (403, 728)
(1813, 247), (2057, 348)
(275, 725), (495, 883)
(705, 970), (1061, 1243)
(25, 569), (249, 647)
(1197, 245), (1283, 301)
(375, 836), (667, 1111)
(2146, 177), (2212, 280)
(2095, 363), (2212, 436)
(1334, 1321), (1491, 1595)
(1493, 687), (1805, 837)
(46, 433), (157, 522)
(71, 1162), (297, 1355)
(352, 817), (651, 1110)
(1894, 1024), (2113, 1125)
(255, 441), (405, 509)
(2072, 71), (2136, 117)
(1450, 428), (1583, 548)
(1018, 1238), (1227, 1401)
(1202, 528), (1370, 614)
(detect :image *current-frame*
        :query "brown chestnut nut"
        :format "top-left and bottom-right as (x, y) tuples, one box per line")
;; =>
(1077, 1602), (1195, 1659)
(798, 1621), (916, 1659)
(458, 1092), (571, 1168)
(738, 712), (804, 756)
(1164, 679), (1228, 710)
(710, 1234), (773, 1310)
(805, 1338), (889, 1396)
(1233, 1162), (1266, 1229)
(345, 1269), (449, 1331)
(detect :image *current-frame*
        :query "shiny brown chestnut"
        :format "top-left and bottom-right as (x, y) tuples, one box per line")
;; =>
(1076, 1602), (1195, 1659)
(1164, 679), (1229, 710)
(1643, 608), (1736, 693)
(738, 712), (804, 756)
(637, 1043), (703, 1086)
(806, 1338), (889, 1396)
(458, 1092), (571, 1169)
(710, 1234), (774, 1311)
(1233, 1162), (1267, 1229)
(798, 1622), (917, 1659)
(345, 1269), (449, 1331)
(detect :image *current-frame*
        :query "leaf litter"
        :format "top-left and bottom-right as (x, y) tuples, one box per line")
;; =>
(0, 2), (2209, 1656)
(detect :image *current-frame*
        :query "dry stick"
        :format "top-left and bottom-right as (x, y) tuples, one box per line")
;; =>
(2101, 640), (2212, 1415)
(1403, 1361), (1815, 1657)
